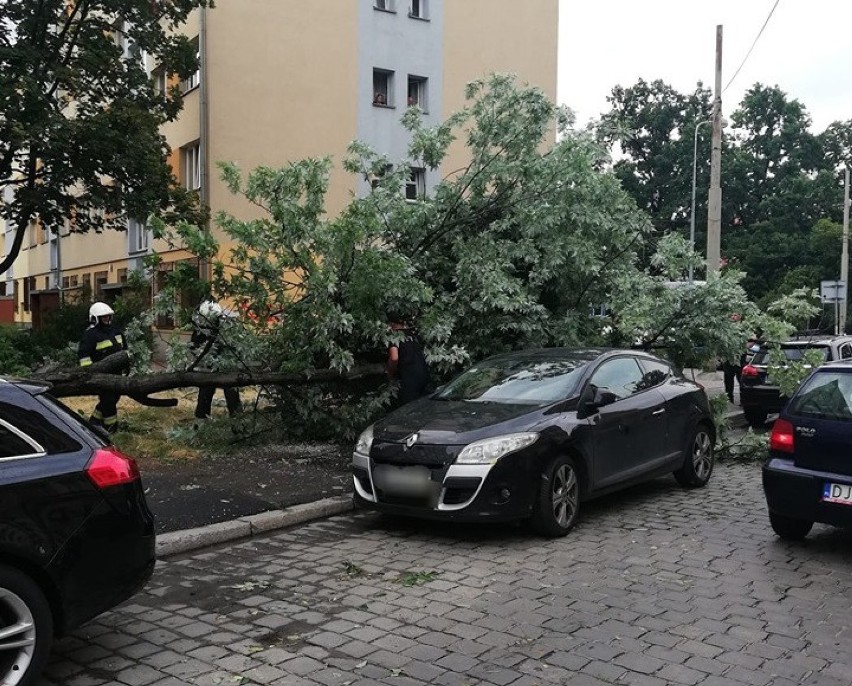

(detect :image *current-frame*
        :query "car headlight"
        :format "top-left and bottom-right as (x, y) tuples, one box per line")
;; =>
(354, 425), (374, 456)
(456, 433), (539, 465)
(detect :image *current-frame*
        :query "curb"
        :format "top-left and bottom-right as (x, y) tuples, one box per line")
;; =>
(155, 495), (354, 558)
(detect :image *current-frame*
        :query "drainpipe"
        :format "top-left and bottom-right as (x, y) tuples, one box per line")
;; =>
(199, 5), (211, 284)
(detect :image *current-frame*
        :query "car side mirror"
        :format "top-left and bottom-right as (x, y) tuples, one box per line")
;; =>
(584, 387), (618, 414)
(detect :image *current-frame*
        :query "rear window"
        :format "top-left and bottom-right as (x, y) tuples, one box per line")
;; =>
(0, 400), (83, 455)
(37, 394), (106, 447)
(787, 372), (852, 422)
(751, 346), (829, 366)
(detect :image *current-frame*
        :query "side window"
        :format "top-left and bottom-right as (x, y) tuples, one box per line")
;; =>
(638, 358), (671, 391)
(0, 401), (81, 455)
(589, 358), (645, 400)
(840, 344), (852, 360)
(0, 421), (38, 458)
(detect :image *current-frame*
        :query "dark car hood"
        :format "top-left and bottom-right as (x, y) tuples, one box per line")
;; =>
(375, 398), (543, 445)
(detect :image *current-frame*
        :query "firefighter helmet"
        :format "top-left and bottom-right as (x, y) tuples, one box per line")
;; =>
(89, 302), (115, 324)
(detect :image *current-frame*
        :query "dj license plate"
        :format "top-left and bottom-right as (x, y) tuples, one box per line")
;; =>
(822, 482), (852, 506)
(373, 465), (433, 497)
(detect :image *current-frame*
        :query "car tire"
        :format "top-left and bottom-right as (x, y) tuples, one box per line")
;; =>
(743, 407), (768, 429)
(769, 512), (813, 541)
(674, 423), (715, 488)
(531, 455), (580, 537)
(0, 565), (53, 686)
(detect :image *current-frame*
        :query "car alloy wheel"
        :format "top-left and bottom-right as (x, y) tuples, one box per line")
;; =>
(532, 455), (580, 537)
(674, 424), (714, 487)
(0, 566), (52, 686)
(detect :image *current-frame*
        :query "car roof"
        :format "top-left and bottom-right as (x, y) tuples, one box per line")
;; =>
(0, 377), (51, 397)
(811, 360), (852, 371)
(481, 347), (661, 364)
(780, 335), (852, 347)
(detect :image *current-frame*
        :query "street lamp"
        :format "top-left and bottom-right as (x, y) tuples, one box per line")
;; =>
(689, 119), (711, 284)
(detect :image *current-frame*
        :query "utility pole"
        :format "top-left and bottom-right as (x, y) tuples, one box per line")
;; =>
(841, 167), (850, 333)
(707, 25), (723, 275)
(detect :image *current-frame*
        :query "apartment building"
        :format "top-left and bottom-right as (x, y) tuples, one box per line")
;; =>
(1, 0), (558, 327)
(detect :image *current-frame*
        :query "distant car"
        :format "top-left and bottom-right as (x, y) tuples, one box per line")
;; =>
(353, 348), (715, 537)
(763, 361), (852, 539)
(740, 336), (852, 427)
(0, 378), (155, 686)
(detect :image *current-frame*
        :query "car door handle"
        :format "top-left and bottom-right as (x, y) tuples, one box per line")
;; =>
(651, 408), (666, 416)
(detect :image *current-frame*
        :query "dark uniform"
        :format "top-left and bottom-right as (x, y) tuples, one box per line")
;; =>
(78, 322), (127, 430)
(191, 312), (241, 420)
(389, 333), (431, 405)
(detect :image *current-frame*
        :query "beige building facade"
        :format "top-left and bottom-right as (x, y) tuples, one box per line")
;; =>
(1, 0), (558, 327)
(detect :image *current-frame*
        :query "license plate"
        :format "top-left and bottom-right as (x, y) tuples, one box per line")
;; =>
(373, 465), (433, 497)
(822, 482), (852, 506)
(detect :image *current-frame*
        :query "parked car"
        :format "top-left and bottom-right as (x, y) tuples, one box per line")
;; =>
(0, 378), (155, 686)
(740, 336), (852, 428)
(763, 361), (852, 540)
(353, 348), (715, 537)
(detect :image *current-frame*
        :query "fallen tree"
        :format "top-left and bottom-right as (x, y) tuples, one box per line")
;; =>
(35, 351), (386, 400)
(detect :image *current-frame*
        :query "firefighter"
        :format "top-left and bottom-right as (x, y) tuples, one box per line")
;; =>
(78, 302), (127, 431)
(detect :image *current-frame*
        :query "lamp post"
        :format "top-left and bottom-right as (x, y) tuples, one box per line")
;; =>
(689, 119), (712, 284)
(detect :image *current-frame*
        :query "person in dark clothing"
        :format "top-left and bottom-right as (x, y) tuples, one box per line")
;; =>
(387, 313), (431, 405)
(723, 360), (741, 404)
(78, 302), (127, 431)
(191, 301), (242, 427)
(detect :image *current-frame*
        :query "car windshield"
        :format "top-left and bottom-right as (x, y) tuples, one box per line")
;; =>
(751, 346), (829, 366)
(787, 372), (852, 421)
(434, 356), (589, 405)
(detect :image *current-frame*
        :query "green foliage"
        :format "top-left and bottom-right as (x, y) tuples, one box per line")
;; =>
(0, 0), (210, 275)
(0, 326), (37, 376)
(601, 80), (848, 305)
(152, 75), (818, 439)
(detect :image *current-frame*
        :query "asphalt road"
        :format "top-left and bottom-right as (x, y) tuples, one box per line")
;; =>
(38, 459), (852, 686)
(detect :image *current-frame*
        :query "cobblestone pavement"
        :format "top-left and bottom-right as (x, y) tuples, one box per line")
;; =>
(40, 461), (852, 686)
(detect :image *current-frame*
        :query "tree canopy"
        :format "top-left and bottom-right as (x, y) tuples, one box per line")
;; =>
(600, 78), (850, 308)
(0, 0), (209, 275)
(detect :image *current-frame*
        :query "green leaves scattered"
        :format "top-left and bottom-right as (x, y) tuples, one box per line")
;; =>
(394, 570), (440, 587)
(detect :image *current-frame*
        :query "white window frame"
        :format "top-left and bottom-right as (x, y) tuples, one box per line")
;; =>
(128, 217), (150, 254)
(374, 0), (395, 11)
(181, 37), (201, 93)
(152, 65), (167, 96)
(405, 167), (426, 201)
(409, 0), (428, 19)
(407, 75), (428, 112)
(373, 68), (394, 107)
(182, 142), (201, 191)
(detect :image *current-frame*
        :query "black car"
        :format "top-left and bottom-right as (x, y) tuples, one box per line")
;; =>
(353, 348), (715, 537)
(0, 378), (155, 686)
(763, 361), (852, 540)
(740, 336), (852, 428)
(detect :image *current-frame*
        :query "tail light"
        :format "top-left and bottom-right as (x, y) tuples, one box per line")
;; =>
(741, 365), (759, 378)
(769, 419), (795, 454)
(86, 447), (141, 489)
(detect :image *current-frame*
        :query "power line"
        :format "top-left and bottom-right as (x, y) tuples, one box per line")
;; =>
(723, 0), (781, 93)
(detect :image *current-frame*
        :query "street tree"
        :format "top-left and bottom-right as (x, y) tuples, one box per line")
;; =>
(0, 0), (209, 276)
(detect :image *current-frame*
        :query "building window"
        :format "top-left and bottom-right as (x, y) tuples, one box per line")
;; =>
(181, 142), (201, 191)
(407, 75), (428, 111)
(152, 65), (167, 96)
(374, 0), (395, 11)
(405, 167), (425, 201)
(373, 69), (394, 106)
(128, 217), (150, 254)
(409, 0), (428, 19)
(180, 37), (200, 93)
(94, 271), (108, 298)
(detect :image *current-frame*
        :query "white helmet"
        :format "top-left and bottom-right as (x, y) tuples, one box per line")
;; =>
(198, 301), (224, 319)
(89, 302), (114, 324)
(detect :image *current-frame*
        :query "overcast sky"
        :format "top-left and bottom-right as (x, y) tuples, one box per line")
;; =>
(558, 0), (852, 133)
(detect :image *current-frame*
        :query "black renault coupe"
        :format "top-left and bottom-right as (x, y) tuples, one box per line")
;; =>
(353, 348), (715, 536)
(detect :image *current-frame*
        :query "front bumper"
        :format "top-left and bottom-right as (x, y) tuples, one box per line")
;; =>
(763, 457), (852, 528)
(352, 450), (538, 523)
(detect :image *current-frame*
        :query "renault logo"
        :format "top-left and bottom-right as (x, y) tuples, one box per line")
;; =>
(404, 433), (419, 449)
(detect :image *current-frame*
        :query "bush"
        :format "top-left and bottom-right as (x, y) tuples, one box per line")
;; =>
(0, 325), (41, 375)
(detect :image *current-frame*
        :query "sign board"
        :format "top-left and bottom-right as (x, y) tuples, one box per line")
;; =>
(821, 280), (847, 303)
